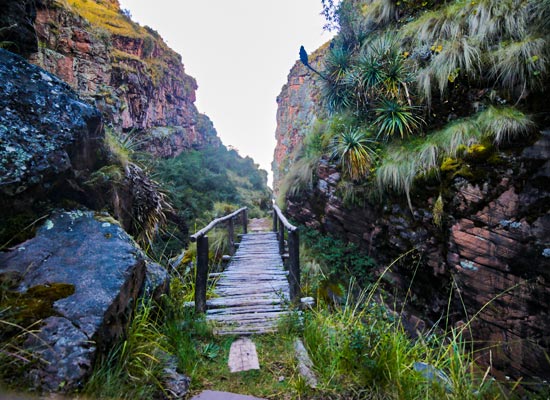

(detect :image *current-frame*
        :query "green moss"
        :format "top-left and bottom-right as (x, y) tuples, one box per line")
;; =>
(0, 283), (75, 337)
(440, 157), (460, 172)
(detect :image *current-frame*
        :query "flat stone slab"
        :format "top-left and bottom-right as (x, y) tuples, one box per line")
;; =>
(191, 391), (266, 400)
(228, 337), (260, 373)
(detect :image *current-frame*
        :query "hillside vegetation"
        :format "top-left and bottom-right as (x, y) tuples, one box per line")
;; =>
(280, 0), (549, 208)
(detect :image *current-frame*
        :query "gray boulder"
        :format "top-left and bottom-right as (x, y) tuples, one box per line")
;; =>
(0, 210), (169, 391)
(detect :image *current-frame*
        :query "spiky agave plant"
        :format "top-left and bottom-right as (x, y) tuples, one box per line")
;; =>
(323, 45), (355, 113)
(330, 127), (377, 180)
(373, 98), (424, 140)
(126, 163), (172, 246)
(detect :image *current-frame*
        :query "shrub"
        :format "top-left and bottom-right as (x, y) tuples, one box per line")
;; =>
(330, 126), (377, 180)
(374, 98), (424, 139)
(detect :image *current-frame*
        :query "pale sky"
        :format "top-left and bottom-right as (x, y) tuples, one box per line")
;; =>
(117, 0), (334, 187)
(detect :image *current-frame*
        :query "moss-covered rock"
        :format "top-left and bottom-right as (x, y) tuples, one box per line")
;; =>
(0, 210), (169, 392)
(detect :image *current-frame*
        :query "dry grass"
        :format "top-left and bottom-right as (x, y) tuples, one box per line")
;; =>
(490, 35), (548, 95)
(66, 0), (146, 38)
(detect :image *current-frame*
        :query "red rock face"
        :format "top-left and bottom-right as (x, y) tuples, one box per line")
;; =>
(275, 51), (550, 378)
(272, 44), (328, 194)
(29, 1), (220, 158)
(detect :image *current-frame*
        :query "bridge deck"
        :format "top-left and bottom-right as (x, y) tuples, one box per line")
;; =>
(205, 232), (290, 335)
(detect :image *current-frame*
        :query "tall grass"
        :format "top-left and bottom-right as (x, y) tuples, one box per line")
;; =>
(375, 106), (532, 200)
(477, 106), (535, 144)
(84, 299), (170, 399)
(296, 244), (518, 400)
(0, 318), (44, 388)
(301, 284), (501, 399)
(490, 35), (548, 95)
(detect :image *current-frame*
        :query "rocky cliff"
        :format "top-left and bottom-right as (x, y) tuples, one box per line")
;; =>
(272, 44), (327, 194)
(21, 0), (220, 157)
(273, 2), (550, 381)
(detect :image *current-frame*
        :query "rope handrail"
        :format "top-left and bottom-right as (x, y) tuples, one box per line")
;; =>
(273, 204), (297, 232)
(190, 207), (248, 242)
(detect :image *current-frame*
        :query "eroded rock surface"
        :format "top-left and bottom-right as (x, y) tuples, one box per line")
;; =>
(29, 0), (221, 157)
(285, 132), (550, 379)
(272, 44), (327, 193)
(0, 48), (104, 244)
(0, 210), (169, 391)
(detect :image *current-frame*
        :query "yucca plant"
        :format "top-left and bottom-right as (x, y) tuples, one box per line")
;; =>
(323, 45), (356, 113)
(326, 44), (353, 83)
(373, 98), (424, 140)
(127, 163), (172, 247)
(356, 51), (386, 94)
(330, 127), (377, 180)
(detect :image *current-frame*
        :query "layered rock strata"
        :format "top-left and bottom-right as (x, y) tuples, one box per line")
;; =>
(274, 50), (550, 379)
(27, 0), (220, 157)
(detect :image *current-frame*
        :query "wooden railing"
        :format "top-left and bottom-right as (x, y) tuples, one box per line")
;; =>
(190, 207), (248, 313)
(273, 205), (301, 304)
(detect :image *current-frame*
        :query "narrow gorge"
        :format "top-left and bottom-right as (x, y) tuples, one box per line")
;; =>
(1, 0), (550, 398)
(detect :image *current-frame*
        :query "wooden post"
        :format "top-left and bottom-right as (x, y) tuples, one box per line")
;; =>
(278, 222), (285, 255)
(195, 235), (209, 313)
(288, 230), (301, 304)
(228, 218), (235, 256)
(272, 210), (278, 232)
(242, 209), (248, 234)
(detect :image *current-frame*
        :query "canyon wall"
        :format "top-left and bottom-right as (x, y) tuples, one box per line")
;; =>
(272, 44), (327, 193)
(274, 48), (550, 381)
(27, 0), (220, 158)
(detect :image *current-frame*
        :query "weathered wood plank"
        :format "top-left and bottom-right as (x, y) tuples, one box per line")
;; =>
(197, 231), (292, 335)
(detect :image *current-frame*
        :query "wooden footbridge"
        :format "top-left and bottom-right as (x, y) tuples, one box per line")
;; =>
(190, 206), (300, 335)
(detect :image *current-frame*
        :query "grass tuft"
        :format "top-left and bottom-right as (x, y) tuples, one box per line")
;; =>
(477, 106), (535, 144)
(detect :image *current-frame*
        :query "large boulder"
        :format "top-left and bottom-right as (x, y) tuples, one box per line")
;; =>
(0, 48), (104, 245)
(0, 210), (169, 391)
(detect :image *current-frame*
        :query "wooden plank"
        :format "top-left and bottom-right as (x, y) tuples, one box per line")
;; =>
(198, 230), (292, 335)
(208, 311), (290, 322)
(207, 298), (285, 308)
(206, 304), (286, 315)
(228, 337), (259, 372)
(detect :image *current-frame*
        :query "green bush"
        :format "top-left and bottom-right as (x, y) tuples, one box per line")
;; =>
(302, 227), (376, 286)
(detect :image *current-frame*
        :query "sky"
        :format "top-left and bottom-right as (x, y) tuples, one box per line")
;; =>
(117, 0), (334, 187)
